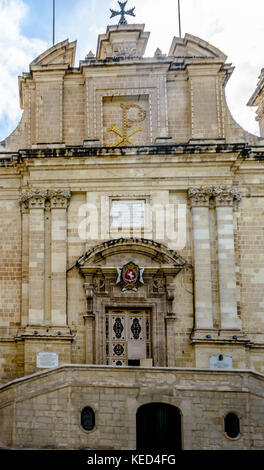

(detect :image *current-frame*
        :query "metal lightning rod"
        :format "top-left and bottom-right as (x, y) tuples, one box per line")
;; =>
(178, 0), (182, 38)
(53, 0), (56, 45)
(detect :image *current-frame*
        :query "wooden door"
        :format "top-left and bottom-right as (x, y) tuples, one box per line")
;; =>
(105, 308), (151, 366)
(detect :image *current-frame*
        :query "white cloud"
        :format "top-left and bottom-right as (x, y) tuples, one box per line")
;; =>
(127, 0), (263, 136)
(66, 0), (263, 136)
(0, 0), (47, 140)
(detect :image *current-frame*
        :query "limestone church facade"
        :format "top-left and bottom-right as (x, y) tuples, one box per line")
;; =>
(0, 14), (264, 450)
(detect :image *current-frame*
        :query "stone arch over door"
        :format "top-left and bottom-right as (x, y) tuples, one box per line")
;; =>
(77, 238), (187, 367)
(136, 403), (182, 450)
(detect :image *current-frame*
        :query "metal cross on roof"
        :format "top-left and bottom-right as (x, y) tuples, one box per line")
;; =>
(110, 1), (136, 25)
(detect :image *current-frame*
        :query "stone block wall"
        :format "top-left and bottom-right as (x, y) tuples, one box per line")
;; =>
(0, 366), (263, 450)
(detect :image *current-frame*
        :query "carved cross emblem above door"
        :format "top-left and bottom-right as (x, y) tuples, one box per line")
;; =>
(116, 262), (144, 292)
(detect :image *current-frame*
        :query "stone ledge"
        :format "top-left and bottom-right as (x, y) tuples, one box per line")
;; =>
(0, 363), (264, 393)
(1, 143), (264, 164)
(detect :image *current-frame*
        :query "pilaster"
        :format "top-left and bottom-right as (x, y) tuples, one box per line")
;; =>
(25, 191), (47, 325)
(50, 191), (71, 326)
(213, 187), (242, 330)
(188, 187), (214, 330)
(20, 189), (71, 328)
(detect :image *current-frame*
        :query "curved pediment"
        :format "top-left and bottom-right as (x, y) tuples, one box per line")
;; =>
(169, 33), (227, 61)
(30, 39), (77, 70)
(77, 238), (188, 268)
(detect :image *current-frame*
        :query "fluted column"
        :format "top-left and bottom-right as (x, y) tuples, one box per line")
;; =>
(50, 191), (71, 326)
(213, 187), (242, 330)
(188, 188), (214, 330)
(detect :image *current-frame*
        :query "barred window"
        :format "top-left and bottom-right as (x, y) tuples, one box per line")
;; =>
(81, 407), (95, 432)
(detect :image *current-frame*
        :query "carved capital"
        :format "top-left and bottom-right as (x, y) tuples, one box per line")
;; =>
(188, 186), (242, 208)
(49, 190), (71, 209)
(20, 189), (71, 211)
(188, 187), (213, 208)
(213, 187), (242, 207)
(20, 190), (48, 209)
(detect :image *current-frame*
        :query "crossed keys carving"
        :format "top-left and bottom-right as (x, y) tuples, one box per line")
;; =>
(107, 103), (146, 147)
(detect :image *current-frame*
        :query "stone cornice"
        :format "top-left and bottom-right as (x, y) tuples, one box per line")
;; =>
(1, 143), (264, 165)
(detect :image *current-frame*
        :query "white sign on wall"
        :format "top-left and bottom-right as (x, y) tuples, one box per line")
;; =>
(37, 352), (59, 369)
(210, 354), (233, 370)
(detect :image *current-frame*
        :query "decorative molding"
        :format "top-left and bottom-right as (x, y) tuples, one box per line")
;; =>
(49, 190), (72, 209)
(20, 189), (71, 210)
(153, 276), (166, 293)
(212, 186), (242, 207)
(188, 186), (213, 207)
(77, 237), (188, 268)
(93, 274), (105, 293)
(20, 189), (48, 210)
(188, 186), (242, 207)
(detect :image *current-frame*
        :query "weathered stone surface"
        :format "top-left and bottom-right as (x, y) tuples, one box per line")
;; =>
(0, 20), (263, 450)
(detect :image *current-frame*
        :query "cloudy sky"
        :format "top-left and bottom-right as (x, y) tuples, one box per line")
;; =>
(0, 0), (263, 141)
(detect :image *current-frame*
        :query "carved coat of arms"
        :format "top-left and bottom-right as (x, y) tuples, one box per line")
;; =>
(116, 262), (144, 292)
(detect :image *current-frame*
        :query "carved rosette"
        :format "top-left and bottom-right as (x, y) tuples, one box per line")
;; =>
(212, 187), (242, 207)
(20, 190), (71, 211)
(188, 186), (242, 207)
(188, 187), (213, 207)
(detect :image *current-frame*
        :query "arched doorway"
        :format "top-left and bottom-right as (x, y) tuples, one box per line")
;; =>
(136, 403), (182, 450)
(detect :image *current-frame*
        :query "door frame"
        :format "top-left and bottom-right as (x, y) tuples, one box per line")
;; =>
(136, 402), (183, 450)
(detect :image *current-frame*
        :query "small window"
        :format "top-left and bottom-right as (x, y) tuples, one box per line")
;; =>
(81, 407), (95, 432)
(224, 413), (240, 439)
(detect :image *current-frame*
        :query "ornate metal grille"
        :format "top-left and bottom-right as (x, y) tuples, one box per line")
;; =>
(113, 344), (125, 356)
(113, 318), (124, 339)
(105, 309), (151, 366)
(131, 318), (142, 340)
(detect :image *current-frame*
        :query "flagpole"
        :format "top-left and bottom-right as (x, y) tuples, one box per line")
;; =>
(178, 0), (182, 38)
(53, 0), (55, 45)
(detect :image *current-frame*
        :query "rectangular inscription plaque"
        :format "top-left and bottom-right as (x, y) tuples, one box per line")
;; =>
(37, 352), (59, 369)
(210, 355), (232, 370)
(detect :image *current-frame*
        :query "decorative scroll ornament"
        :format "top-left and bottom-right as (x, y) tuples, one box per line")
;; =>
(116, 261), (144, 292)
(107, 103), (146, 147)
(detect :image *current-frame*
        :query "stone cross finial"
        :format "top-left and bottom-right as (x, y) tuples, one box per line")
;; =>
(110, 1), (136, 25)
